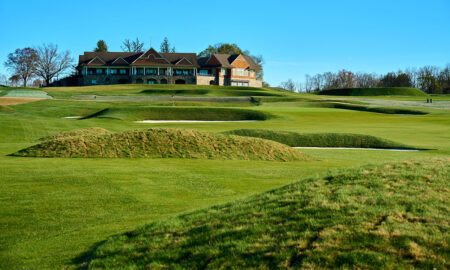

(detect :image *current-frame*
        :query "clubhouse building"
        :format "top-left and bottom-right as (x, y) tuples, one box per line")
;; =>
(77, 48), (262, 87)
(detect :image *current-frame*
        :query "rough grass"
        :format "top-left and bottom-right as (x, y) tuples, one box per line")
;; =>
(317, 87), (427, 96)
(223, 129), (420, 149)
(311, 101), (428, 115)
(85, 159), (450, 269)
(12, 128), (306, 161)
(37, 127), (111, 141)
(81, 106), (271, 121)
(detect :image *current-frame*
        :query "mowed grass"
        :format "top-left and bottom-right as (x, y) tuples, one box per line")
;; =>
(224, 129), (420, 149)
(317, 87), (427, 96)
(82, 106), (272, 121)
(43, 84), (291, 99)
(86, 159), (450, 269)
(0, 85), (449, 269)
(13, 128), (306, 161)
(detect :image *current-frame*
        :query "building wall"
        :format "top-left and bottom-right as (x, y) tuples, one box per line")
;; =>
(197, 75), (216, 85)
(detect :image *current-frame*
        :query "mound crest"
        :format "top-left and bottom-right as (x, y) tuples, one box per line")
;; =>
(224, 129), (419, 149)
(38, 127), (111, 141)
(12, 128), (306, 161)
(317, 87), (427, 96)
(85, 159), (450, 269)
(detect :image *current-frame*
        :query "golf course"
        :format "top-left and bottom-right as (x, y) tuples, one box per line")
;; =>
(0, 85), (449, 269)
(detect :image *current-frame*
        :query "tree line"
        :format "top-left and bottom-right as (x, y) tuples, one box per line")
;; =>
(281, 64), (450, 94)
(2, 38), (265, 87)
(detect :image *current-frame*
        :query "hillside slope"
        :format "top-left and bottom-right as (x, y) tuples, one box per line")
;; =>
(12, 128), (306, 161)
(224, 129), (420, 149)
(85, 159), (450, 269)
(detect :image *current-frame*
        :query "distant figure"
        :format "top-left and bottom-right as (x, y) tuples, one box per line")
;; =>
(94, 95), (96, 100)
(430, 98), (432, 103)
(427, 98), (429, 103)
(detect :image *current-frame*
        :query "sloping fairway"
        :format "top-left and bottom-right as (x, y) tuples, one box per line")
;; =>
(82, 106), (271, 121)
(37, 127), (111, 141)
(310, 102), (428, 115)
(317, 87), (427, 96)
(86, 159), (450, 269)
(224, 129), (419, 149)
(140, 89), (282, 97)
(12, 128), (306, 161)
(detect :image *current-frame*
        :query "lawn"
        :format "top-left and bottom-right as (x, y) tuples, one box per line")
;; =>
(0, 85), (449, 269)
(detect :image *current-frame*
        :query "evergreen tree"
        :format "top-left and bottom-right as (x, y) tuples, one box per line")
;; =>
(94, 40), (108, 52)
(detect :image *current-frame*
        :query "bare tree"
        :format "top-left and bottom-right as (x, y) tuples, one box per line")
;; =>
(0, 74), (8, 86)
(34, 44), (73, 86)
(280, 79), (296, 92)
(4, 47), (38, 87)
(159, 37), (175, 53)
(122, 38), (145, 52)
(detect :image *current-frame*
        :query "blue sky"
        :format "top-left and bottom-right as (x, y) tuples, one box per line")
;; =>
(0, 0), (449, 86)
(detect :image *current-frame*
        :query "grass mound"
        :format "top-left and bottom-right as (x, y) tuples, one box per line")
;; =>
(317, 87), (427, 96)
(12, 128), (306, 161)
(85, 159), (450, 269)
(38, 127), (111, 141)
(140, 89), (281, 97)
(224, 129), (419, 149)
(82, 106), (271, 121)
(312, 102), (427, 115)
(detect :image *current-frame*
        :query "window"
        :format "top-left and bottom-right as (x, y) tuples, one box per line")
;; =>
(120, 69), (127, 75)
(250, 71), (255, 77)
(146, 68), (158, 75)
(96, 69), (103, 74)
(221, 68), (227, 75)
(110, 69), (117, 74)
(199, 69), (209, 75)
(91, 80), (97, 84)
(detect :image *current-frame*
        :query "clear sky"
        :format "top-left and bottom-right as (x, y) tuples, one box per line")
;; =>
(0, 0), (449, 86)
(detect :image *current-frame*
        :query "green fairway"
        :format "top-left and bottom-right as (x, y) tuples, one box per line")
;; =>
(317, 87), (427, 96)
(0, 85), (449, 269)
(87, 159), (450, 269)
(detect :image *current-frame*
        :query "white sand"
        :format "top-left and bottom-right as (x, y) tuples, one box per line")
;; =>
(293, 147), (422, 151)
(135, 120), (261, 123)
(64, 116), (82, 119)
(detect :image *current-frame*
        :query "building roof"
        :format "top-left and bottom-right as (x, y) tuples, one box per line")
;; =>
(78, 49), (261, 70)
(200, 54), (262, 70)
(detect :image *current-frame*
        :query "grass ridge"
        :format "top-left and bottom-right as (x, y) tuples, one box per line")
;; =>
(12, 128), (306, 161)
(223, 129), (420, 149)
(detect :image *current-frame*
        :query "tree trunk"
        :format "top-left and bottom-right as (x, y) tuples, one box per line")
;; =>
(46, 79), (50, 87)
(23, 78), (27, 87)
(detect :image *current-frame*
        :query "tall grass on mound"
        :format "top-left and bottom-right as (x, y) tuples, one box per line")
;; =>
(317, 87), (427, 96)
(225, 129), (419, 149)
(37, 127), (111, 141)
(84, 159), (450, 269)
(81, 106), (271, 121)
(312, 102), (427, 115)
(12, 128), (306, 161)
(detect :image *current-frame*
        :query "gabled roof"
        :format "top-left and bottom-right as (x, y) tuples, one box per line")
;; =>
(198, 54), (262, 70)
(87, 56), (106, 66)
(111, 57), (129, 66)
(131, 48), (171, 66)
